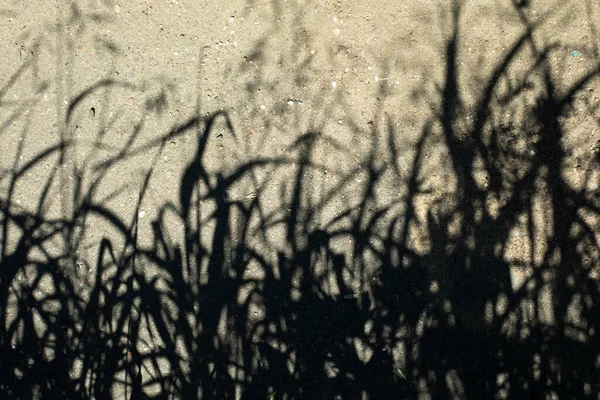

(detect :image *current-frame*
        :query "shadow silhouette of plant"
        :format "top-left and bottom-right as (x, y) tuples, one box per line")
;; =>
(1, 1), (600, 399)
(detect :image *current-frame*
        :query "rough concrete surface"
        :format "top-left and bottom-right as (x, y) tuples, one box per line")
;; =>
(1, 0), (600, 398)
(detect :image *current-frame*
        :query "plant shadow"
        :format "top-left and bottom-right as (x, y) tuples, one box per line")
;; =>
(1, 1), (600, 399)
